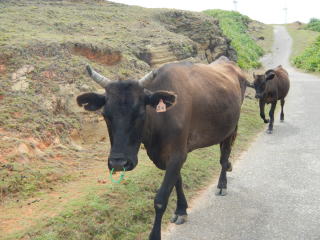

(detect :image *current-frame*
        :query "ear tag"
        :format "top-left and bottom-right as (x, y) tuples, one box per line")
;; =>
(156, 99), (166, 112)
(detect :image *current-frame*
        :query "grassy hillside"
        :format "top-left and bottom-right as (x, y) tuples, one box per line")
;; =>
(0, 1), (268, 239)
(287, 22), (320, 72)
(0, 0), (236, 200)
(203, 10), (268, 69)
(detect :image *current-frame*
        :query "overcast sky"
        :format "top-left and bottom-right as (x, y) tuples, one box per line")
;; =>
(111, 0), (319, 24)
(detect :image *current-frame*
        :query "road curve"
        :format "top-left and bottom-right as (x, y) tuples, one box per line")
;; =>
(163, 26), (320, 240)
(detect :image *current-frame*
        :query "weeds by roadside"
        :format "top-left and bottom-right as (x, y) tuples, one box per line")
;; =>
(286, 22), (320, 72)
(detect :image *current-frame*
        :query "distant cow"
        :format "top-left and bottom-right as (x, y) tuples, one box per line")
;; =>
(252, 65), (290, 133)
(77, 57), (247, 240)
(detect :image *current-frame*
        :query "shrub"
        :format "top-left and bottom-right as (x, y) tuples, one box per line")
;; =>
(305, 18), (320, 32)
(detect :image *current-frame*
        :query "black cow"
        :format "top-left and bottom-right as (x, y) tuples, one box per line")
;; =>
(77, 57), (247, 240)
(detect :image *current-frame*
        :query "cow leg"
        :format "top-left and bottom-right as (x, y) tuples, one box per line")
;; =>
(216, 127), (237, 196)
(149, 158), (183, 240)
(267, 101), (277, 134)
(259, 99), (269, 123)
(280, 98), (285, 122)
(170, 173), (188, 225)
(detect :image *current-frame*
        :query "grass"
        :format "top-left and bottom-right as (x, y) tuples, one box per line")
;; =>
(6, 95), (265, 240)
(203, 10), (264, 69)
(286, 23), (320, 72)
(248, 21), (274, 54)
(0, 162), (73, 200)
(286, 23), (320, 60)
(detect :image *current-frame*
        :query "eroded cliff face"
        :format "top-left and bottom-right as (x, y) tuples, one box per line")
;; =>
(155, 10), (237, 64)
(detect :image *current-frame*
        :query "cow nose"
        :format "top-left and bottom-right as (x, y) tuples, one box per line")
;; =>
(108, 157), (128, 171)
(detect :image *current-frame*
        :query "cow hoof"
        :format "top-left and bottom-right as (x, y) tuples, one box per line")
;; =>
(176, 215), (188, 225)
(170, 214), (178, 223)
(170, 214), (187, 225)
(227, 162), (233, 172)
(216, 188), (227, 196)
(264, 119), (270, 123)
(267, 129), (273, 134)
(280, 119), (284, 123)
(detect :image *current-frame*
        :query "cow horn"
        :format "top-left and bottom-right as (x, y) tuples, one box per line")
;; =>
(138, 69), (158, 87)
(86, 65), (111, 88)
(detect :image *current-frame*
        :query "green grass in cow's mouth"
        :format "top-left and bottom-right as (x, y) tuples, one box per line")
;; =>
(10, 97), (264, 240)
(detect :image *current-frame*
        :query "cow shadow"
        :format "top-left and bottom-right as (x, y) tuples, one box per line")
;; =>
(263, 120), (300, 142)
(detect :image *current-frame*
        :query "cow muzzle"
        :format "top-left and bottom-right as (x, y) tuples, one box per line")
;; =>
(108, 153), (134, 171)
(255, 94), (263, 99)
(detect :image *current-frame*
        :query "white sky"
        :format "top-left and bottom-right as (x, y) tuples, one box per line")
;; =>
(111, 0), (320, 24)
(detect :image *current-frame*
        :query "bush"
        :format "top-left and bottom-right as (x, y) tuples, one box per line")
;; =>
(305, 18), (320, 32)
(204, 9), (264, 69)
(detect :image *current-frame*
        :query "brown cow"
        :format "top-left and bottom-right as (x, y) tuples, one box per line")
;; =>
(252, 65), (290, 133)
(76, 57), (247, 240)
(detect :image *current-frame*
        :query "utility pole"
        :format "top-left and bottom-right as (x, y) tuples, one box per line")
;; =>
(233, 0), (238, 11)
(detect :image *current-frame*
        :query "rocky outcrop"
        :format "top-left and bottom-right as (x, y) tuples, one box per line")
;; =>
(11, 65), (34, 92)
(157, 10), (237, 64)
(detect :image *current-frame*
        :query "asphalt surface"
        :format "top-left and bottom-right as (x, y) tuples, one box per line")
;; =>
(163, 26), (320, 240)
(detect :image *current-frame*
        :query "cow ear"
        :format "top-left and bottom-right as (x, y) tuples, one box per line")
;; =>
(265, 70), (276, 81)
(145, 90), (177, 111)
(77, 93), (106, 111)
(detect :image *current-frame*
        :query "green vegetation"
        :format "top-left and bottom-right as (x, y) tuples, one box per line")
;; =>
(286, 23), (320, 60)
(6, 96), (265, 240)
(204, 10), (264, 69)
(293, 36), (320, 72)
(305, 18), (320, 32)
(0, 162), (73, 199)
(248, 21), (274, 54)
(287, 22), (320, 72)
(290, 19), (320, 72)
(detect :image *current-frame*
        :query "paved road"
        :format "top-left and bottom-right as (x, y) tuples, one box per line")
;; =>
(163, 26), (320, 240)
